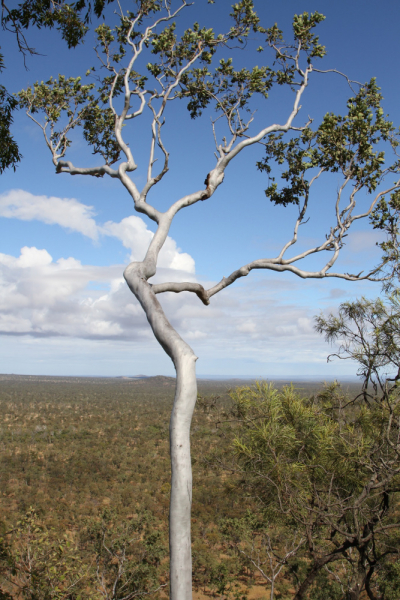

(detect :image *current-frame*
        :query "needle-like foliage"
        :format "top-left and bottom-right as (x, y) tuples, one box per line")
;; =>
(229, 382), (400, 600)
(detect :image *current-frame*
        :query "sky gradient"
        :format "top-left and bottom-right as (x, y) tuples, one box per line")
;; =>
(1, 0), (399, 379)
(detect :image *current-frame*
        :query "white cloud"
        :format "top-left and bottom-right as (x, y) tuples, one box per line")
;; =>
(237, 320), (257, 334)
(0, 189), (99, 240)
(0, 190), (370, 377)
(0, 244), (366, 378)
(101, 216), (195, 273)
(0, 246), (149, 339)
(0, 190), (195, 273)
(17, 246), (53, 268)
(160, 238), (195, 273)
(101, 216), (152, 261)
(0, 246), (323, 352)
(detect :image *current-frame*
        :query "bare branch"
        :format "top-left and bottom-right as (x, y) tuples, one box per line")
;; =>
(56, 160), (119, 178)
(152, 282), (210, 305)
(278, 167), (325, 260)
(312, 68), (363, 93)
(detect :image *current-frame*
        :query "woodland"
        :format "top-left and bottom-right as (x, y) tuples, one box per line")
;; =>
(0, 366), (399, 600)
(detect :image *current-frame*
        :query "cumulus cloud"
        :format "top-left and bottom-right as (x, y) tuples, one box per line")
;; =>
(101, 217), (152, 261)
(0, 246), (149, 339)
(0, 243), (359, 378)
(0, 189), (99, 240)
(0, 189), (357, 377)
(0, 245), (324, 355)
(0, 189), (195, 273)
(102, 216), (195, 273)
(0, 189), (198, 349)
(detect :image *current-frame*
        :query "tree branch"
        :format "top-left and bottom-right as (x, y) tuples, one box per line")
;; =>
(56, 160), (119, 178)
(152, 282), (210, 305)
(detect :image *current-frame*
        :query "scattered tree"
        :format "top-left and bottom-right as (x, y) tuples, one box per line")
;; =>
(227, 382), (400, 600)
(15, 1), (400, 598)
(376, 559), (400, 600)
(0, 508), (88, 600)
(315, 293), (400, 401)
(220, 511), (304, 600)
(83, 508), (168, 600)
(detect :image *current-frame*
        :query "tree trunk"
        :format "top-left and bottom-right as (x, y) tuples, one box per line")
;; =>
(293, 556), (333, 600)
(270, 578), (275, 600)
(169, 351), (197, 600)
(364, 565), (379, 600)
(124, 262), (197, 600)
(348, 558), (367, 600)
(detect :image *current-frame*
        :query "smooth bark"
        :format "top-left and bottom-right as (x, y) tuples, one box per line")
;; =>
(124, 261), (197, 600)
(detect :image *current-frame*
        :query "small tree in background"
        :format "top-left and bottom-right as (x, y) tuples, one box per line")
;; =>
(0, 508), (88, 600)
(16, 2), (400, 598)
(220, 511), (305, 600)
(83, 508), (167, 600)
(315, 293), (400, 400)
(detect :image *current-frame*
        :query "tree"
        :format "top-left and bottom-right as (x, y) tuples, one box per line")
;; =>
(0, 53), (21, 173)
(222, 293), (400, 599)
(82, 508), (167, 600)
(220, 511), (305, 600)
(226, 382), (400, 600)
(315, 293), (400, 401)
(0, 508), (88, 599)
(15, 2), (400, 599)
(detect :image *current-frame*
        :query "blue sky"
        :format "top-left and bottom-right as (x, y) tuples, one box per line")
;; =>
(1, 0), (399, 379)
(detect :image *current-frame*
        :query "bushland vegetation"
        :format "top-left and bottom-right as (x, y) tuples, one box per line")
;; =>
(0, 375), (247, 599)
(0, 371), (398, 599)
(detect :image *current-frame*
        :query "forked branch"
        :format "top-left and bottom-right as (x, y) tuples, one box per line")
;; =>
(154, 174), (400, 303)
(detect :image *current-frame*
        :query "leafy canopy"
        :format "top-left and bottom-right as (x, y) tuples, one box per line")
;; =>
(257, 79), (400, 207)
(1, 0), (118, 173)
(0, 55), (21, 173)
(16, 4), (331, 164)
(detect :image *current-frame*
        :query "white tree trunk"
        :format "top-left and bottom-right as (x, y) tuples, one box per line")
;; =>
(169, 351), (197, 600)
(124, 261), (197, 600)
